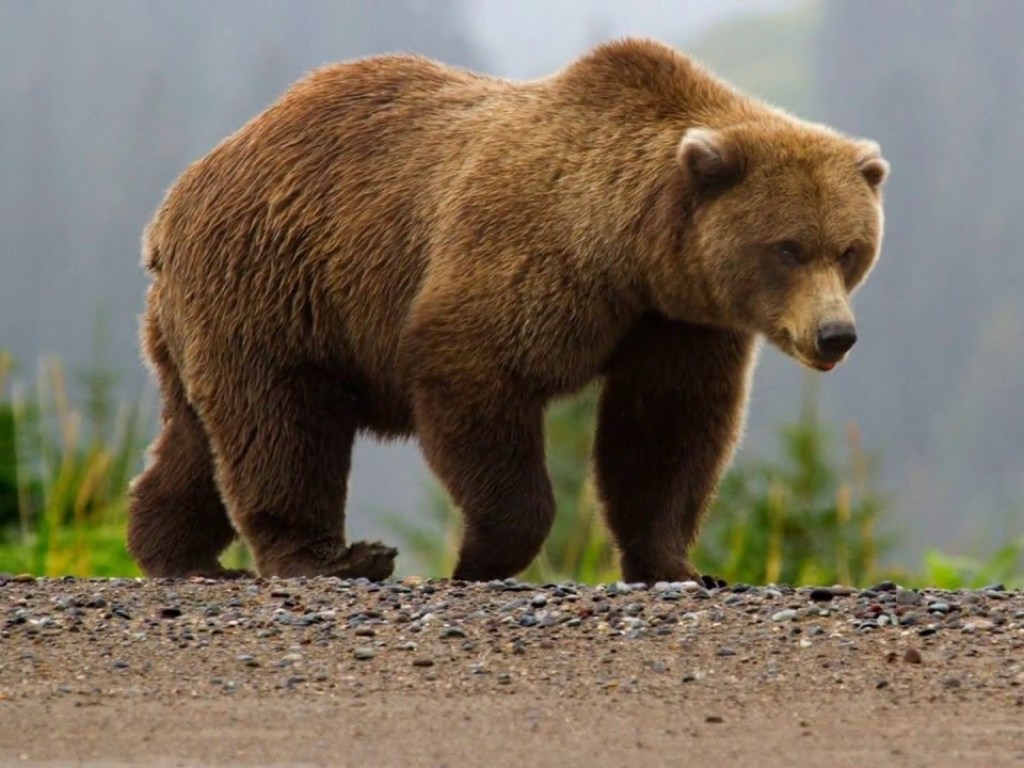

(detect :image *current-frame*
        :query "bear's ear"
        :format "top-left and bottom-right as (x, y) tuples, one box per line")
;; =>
(854, 140), (889, 189)
(677, 127), (745, 192)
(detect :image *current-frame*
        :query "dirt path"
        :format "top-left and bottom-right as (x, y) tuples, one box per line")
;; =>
(2, 575), (1022, 767)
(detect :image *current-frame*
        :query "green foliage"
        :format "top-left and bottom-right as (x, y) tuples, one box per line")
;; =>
(692, 378), (897, 587)
(0, 350), (149, 576)
(0, 352), (20, 529)
(0, 347), (256, 577)
(920, 538), (1024, 590)
(527, 387), (619, 584)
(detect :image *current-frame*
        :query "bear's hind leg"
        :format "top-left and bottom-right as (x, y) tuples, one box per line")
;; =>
(127, 405), (244, 578)
(202, 363), (396, 580)
(127, 315), (242, 578)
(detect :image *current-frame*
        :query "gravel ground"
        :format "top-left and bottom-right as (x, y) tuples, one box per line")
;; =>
(2, 574), (1023, 767)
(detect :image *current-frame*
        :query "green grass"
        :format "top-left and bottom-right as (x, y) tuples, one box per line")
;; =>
(0, 351), (147, 575)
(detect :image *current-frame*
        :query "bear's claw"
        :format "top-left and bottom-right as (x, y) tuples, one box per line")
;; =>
(700, 573), (728, 589)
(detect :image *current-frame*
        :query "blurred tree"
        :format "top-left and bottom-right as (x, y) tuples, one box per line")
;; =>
(687, 1), (821, 114)
(815, 0), (1024, 551)
(0, 0), (484, 400)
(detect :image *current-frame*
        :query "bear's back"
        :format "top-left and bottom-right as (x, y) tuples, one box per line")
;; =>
(142, 39), (783, 430)
(149, 54), (500, 268)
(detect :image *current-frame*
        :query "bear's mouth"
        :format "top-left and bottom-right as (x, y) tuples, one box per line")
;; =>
(798, 352), (845, 373)
(771, 332), (843, 373)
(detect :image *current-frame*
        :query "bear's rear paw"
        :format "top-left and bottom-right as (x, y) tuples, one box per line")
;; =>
(327, 541), (398, 582)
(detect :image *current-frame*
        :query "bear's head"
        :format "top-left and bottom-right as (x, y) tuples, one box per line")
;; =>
(662, 120), (888, 372)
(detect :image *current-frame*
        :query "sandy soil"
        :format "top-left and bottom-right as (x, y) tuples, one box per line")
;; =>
(1, 574), (1022, 767)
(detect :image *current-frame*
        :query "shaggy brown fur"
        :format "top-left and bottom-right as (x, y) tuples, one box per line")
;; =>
(127, 38), (888, 583)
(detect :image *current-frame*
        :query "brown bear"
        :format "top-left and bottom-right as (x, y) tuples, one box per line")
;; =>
(126, 37), (888, 584)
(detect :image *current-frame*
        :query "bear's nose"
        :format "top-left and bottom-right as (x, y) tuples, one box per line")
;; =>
(816, 322), (857, 359)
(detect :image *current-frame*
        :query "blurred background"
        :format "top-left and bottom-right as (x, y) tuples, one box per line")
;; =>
(1, 0), (1022, 586)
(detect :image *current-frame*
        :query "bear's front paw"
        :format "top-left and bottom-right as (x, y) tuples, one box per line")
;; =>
(622, 555), (726, 588)
(187, 566), (256, 580)
(700, 573), (728, 589)
(327, 541), (398, 582)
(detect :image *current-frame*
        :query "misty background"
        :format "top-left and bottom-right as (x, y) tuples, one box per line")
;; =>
(1, 0), (1020, 566)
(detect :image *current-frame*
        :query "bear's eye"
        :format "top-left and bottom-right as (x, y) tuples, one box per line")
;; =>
(777, 241), (802, 266)
(839, 246), (857, 268)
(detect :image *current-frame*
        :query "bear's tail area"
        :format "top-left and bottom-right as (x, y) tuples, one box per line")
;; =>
(141, 219), (163, 274)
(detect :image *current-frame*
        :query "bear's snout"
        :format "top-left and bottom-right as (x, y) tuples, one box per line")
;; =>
(815, 322), (857, 361)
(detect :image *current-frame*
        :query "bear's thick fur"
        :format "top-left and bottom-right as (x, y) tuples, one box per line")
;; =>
(127, 38), (888, 583)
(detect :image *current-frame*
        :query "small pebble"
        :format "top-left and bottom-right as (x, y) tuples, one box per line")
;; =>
(963, 618), (996, 632)
(353, 647), (375, 661)
(896, 589), (922, 607)
(904, 648), (923, 664)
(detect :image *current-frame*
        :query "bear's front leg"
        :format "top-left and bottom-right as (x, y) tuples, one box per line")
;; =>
(412, 379), (556, 582)
(594, 317), (755, 585)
